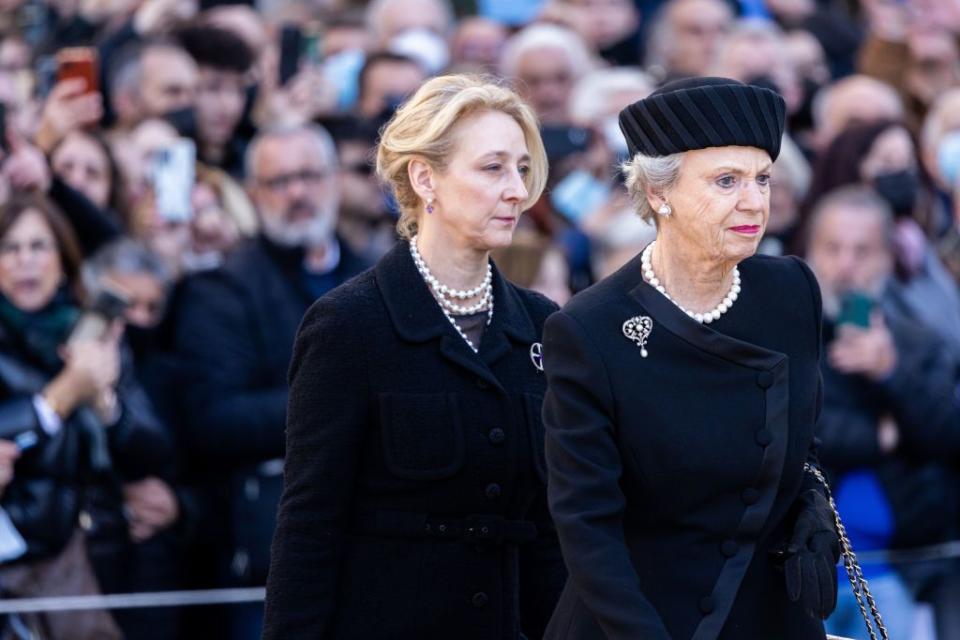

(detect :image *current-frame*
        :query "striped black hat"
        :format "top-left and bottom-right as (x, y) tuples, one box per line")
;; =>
(618, 76), (787, 161)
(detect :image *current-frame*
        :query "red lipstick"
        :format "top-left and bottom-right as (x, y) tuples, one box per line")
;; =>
(730, 225), (761, 235)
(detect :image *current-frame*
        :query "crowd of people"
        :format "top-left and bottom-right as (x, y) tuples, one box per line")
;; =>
(0, 0), (958, 637)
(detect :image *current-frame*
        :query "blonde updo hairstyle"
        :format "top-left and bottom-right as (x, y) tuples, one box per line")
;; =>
(376, 74), (548, 240)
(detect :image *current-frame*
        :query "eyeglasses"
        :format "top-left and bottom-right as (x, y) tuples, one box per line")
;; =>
(0, 239), (57, 259)
(256, 169), (329, 192)
(345, 162), (374, 177)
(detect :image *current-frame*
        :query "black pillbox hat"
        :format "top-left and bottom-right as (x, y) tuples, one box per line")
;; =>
(618, 76), (787, 161)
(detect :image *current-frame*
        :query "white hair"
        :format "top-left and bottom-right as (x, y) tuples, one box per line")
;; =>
(644, 0), (732, 77)
(244, 123), (338, 182)
(620, 151), (684, 223)
(711, 17), (787, 75)
(568, 67), (654, 126)
(499, 23), (595, 81)
(811, 74), (903, 135)
(365, 0), (454, 41)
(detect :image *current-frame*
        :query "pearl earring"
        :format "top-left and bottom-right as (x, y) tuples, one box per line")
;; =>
(426, 198), (434, 214)
(657, 202), (672, 216)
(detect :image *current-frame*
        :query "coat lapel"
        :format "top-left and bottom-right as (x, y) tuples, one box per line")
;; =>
(479, 262), (537, 370)
(375, 241), (537, 393)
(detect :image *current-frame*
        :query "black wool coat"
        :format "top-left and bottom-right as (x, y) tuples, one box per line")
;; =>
(263, 241), (567, 640)
(542, 252), (831, 640)
(172, 235), (369, 467)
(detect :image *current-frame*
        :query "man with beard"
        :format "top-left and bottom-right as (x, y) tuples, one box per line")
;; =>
(170, 124), (369, 639)
(806, 186), (960, 639)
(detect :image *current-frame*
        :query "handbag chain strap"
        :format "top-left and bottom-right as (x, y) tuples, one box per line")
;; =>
(804, 463), (889, 640)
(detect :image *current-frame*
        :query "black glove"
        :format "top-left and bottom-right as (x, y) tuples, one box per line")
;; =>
(783, 490), (840, 620)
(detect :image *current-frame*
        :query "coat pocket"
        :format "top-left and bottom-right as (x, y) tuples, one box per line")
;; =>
(524, 393), (548, 484)
(379, 393), (465, 480)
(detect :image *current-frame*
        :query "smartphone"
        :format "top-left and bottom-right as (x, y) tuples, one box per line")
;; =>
(150, 138), (196, 224)
(541, 126), (592, 165)
(278, 25), (303, 87)
(68, 287), (129, 344)
(836, 291), (874, 328)
(55, 47), (99, 94)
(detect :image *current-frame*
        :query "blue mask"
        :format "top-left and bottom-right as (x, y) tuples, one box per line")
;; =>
(551, 169), (611, 224)
(937, 129), (960, 189)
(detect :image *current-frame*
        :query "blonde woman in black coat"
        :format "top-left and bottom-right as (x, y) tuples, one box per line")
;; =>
(542, 77), (841, 640)
(263, 75), (566, 639)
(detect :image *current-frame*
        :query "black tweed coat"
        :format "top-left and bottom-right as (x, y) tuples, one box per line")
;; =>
(542, 251), (832, 640)
(263, 240), (567, 640)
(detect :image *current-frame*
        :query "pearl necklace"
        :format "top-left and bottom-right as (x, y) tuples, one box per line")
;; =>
(410, 236), (493, 353)
(641, 240), (740, 324)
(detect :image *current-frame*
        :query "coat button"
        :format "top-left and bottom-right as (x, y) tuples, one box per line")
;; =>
(755, 428), (772, 447)
(741, 487), (760, 505)
(699, 596), (715, 615)
(485, 483), (501, 499)
(475, 377), (489, 390)
(756, 370), (774, 389)
(488, 428), (506, 444)
(720, 540), (739, 557)
(472, 592), (489, 608)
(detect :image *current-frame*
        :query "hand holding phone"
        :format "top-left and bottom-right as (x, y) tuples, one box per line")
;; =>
(35, 62), (103, 153)
(55, 47), (99, 95)
(836, 291), (874, 328)
(829, 294), (897, 381)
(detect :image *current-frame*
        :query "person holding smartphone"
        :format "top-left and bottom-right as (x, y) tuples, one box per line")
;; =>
(806, 185), (960, 639)
(0, 193), (176, 638)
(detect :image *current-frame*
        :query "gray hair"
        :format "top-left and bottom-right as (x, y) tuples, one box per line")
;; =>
(807, 185), (896, 251)
(499, 23), (594, 81)
(81, 238), (173, 297)
(107, 41), (146, 100)
(811, 75), (903, 136)
(773, 135), (811, 198)
(108, 39), (187, 100)
(620, 151), (684, 223)
(568, 67), (654, 127)
(244, 123), (338, 183)
(644, 0), (732, 79)
(365, 0), (454, 41)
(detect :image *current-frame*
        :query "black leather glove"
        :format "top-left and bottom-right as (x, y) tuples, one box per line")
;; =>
(784, 490), (840, 620)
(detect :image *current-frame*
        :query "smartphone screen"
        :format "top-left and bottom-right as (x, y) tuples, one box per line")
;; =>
(302, 23), (324, 67)
(278, 25), (303, 87)
(150, 139), (196, 224)
(541, 126), (592, 165)
(55, 47), (99, 94)
(836, 291), (874, 328)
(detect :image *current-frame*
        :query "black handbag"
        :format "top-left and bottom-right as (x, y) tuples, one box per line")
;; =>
(805, 463), (888, 640)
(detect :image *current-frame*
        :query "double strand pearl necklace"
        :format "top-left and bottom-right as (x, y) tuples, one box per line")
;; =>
(410, 235), (493, 353)
(641, 240), (740, 324)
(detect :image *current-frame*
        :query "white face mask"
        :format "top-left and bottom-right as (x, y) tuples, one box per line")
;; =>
(388, 28), (450, 75)
(937, 129), (960, 189)
(602, 116), (629, 159)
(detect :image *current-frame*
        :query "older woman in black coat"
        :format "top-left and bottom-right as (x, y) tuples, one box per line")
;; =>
(542, 77), (841, 640)
(263, 75), (567, 640)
